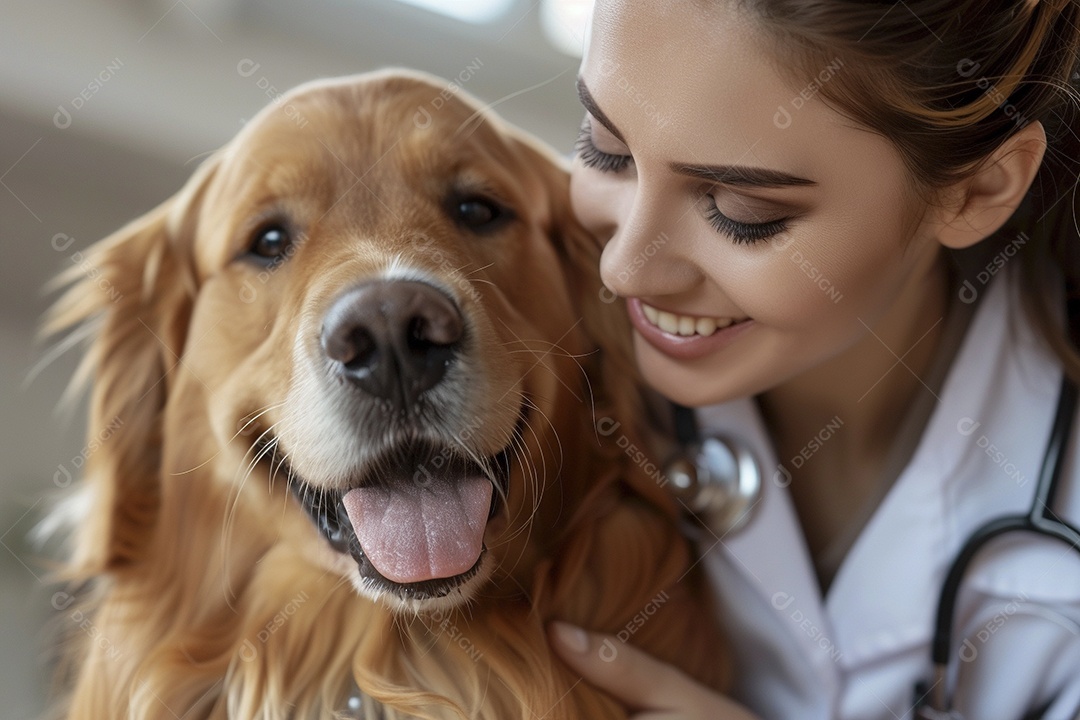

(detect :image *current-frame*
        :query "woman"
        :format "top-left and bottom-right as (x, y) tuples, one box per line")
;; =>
(548, 1), (1080, 718)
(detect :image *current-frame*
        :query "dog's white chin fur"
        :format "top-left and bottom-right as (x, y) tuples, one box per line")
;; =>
(362, 555), (494, 615)
(321, 542), (495, 615)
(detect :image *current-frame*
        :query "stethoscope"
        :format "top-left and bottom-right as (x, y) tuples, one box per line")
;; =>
(914, 295), (1080, 718)
(662, 297), (1080, 719)
(663, 401), (763, 535)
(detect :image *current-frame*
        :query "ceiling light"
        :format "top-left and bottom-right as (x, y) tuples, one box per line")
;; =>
(540, 0), (594, 57)
(390, 0), (516, 24)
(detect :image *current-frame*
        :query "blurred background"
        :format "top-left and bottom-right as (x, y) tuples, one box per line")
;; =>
(0, 0), (591, 714)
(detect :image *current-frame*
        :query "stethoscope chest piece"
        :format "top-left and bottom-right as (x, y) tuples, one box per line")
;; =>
(666, 433), (762, 536)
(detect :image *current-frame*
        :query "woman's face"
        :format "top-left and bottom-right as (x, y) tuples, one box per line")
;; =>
(572, 0), (945, 407)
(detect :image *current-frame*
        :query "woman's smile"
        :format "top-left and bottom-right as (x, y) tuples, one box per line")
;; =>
(628, 297), (755, 361)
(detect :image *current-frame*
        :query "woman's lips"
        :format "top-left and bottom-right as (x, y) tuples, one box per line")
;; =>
(627, 297), (755, 362)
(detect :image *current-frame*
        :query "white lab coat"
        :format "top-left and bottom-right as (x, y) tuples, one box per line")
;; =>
(694, 264), (1080, 720)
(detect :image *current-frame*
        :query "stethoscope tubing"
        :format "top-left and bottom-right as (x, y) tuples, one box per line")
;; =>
(924, 296), (1080, 715)
(932, 374), (1080, 665)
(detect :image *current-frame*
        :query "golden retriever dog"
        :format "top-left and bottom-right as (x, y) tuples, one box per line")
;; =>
(43, 69), (729, 719)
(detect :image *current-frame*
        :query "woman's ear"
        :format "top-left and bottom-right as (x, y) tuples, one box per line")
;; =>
(44, 152), (222, 575)
(935, 120), (1047, 249)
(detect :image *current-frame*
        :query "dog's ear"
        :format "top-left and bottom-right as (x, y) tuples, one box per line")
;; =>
(509, 134), (654, 441)
(44, 152), (222, 575)
(507, 138), (734, 696)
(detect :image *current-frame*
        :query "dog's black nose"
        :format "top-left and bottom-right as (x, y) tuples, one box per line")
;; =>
(321, 280), (463, 407)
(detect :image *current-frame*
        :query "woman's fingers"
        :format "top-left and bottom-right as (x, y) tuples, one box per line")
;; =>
(549, 620), (691, 711)
(548, 621), (757, 719)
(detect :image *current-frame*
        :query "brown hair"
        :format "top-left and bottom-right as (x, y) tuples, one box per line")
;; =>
(741, 0), (1080, 378)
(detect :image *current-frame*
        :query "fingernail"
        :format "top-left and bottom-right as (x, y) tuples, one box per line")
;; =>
(552, 621), (589, 653)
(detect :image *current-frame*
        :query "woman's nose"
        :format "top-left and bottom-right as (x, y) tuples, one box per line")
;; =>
(600, 227), (667, 296)
(571, 163), (704, 298)
(596, 200), (702, 299)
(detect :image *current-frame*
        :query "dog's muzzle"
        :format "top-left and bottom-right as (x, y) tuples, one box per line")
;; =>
(275, 278), (527, 603)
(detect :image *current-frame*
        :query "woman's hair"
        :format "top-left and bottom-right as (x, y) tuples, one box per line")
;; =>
(740, 0), (1080, 379)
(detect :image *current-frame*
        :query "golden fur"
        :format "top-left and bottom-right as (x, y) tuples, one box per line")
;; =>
(44, 70), (729, 719)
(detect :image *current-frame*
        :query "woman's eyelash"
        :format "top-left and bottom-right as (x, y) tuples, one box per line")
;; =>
(704, 198), (789, 245)
(575, 118), (789, 245)
(574, 122), (632, 173)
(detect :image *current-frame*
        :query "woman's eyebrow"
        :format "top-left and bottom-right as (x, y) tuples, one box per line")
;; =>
(576, 77), (626, 143)
(671, 163), (817, 189)
(577, 76), (815, 189)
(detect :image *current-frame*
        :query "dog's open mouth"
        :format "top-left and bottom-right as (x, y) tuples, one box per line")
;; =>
(275, 412), (525, 602)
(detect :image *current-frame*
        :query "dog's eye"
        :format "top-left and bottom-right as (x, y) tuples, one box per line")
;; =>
(249, 225), (291, 261)
(454, 197), (506, 231)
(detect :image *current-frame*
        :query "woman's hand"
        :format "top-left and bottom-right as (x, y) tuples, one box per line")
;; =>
(548, 622), (761, 720)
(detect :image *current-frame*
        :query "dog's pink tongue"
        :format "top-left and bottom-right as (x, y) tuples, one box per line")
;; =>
(342, 478), (491, 584)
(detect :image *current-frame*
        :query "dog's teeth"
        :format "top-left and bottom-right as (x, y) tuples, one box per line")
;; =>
(695, 317), (717, 336)
(657, 311), (679, 334)
(643, 303), (660, 324)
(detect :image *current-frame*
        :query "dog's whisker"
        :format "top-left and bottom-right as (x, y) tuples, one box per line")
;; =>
(460, 261), (495, 278)
(237, 422), (282, 479)
(464, 276), (498, 291)
(511, 337), (603, 451)
(508, 401), (558, 552)
(224, 435), (276, 546)
(272, 452), (298, 522)
(513, 409), (550, 552)
(497, 436), (537, 548)
(236, 401), (288, 438)
(451, 67), (572, 141)
(233, 427), (279, 498)
(269, 442), (289, 496)
(169, 402), (288, 477)
(497, 341), (593, 360)
(233, 402), (288, 445)
(489, 397), (549, 551)
(498, 339), (596, 416)
(448, 260), (496, 287)
(521, 396), (559, 471)
(221, 424), (285, 604)
(451, 261), (498, 288)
